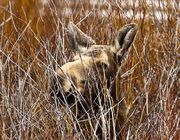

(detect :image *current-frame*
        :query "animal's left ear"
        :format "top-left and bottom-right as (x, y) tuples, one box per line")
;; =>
(67, 22), (96, 53)
(113, 23), (138, 64)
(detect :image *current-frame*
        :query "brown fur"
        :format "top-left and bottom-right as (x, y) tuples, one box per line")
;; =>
(51, 22), (138, 139)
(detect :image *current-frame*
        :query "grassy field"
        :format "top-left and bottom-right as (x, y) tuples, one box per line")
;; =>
(0, 0), (179, 139)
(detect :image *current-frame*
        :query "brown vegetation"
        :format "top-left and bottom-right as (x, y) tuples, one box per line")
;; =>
(0, 0), (179, 139)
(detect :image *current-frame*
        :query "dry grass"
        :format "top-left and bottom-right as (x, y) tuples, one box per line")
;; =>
(0, 0), (179, 139)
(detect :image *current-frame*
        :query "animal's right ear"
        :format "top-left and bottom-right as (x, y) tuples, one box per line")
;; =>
(66, 22), (96, 52)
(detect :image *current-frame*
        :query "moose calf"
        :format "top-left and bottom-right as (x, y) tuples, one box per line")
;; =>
(51, 22), (138, 139)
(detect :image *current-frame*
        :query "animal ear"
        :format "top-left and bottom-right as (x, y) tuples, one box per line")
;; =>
(67, 22), (96, 52)
(114, 23), (138, 64)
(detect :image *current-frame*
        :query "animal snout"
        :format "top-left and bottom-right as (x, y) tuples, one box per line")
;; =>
(50, 77), (76, 105)
(55, 87), (76, 105)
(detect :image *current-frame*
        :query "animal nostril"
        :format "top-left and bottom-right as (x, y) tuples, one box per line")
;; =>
(50, 82), (76, 105)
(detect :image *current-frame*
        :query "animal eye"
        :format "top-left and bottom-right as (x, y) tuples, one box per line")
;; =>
(81, 80), (86, 84)
(96, 62), (108, 69)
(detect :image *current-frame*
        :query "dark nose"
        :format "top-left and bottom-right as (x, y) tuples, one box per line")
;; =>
(50, 82), (75, 105)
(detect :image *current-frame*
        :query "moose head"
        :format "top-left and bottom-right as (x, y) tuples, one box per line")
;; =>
(51, 22), (137, 116)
